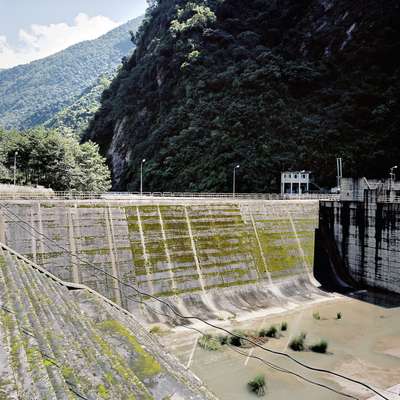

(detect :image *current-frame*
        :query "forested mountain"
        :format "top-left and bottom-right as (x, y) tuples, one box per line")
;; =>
(85, 0), (400, 192)
(0, 16), (142, 130)
(44, 72), (114, 137)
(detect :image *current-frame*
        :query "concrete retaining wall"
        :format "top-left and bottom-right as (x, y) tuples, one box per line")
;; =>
(319, 193), (400, 294)
(0, 199), (319, 321)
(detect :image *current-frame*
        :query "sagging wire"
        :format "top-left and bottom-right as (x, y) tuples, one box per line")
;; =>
(0, 202), (389, 400)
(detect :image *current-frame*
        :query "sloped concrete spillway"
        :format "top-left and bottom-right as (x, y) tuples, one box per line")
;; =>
(0, 199), (322, 324)
(0, 244), (214, 400)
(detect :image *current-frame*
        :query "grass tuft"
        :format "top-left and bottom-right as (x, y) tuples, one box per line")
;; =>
(259, 326), (278, 338)
(289, 332), (307, 351)
(336, 312), (342, 320)
(217, 335), (228, 345)
(198, 334), (221, 351)
(247, 374), (266, 397)
(280, 321), (288, 331)
(310, 340), (328, 354)
(313, 312), (321, 320)
(229, 330), (246, 347)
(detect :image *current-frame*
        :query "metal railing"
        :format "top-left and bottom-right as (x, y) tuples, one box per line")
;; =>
(0, 190), (340, 201)
(334, 192), (400, 204)
(377, 194), (400, 203)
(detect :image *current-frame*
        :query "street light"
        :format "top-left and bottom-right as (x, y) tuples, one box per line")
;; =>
(140, 159), (146, 196)
(13, 151), (18, 186)
(233, 164), (240, 198)
(389, 165), (398, 191)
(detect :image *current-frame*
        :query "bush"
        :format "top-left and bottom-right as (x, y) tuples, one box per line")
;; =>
(313, 312), (321, 320)
(336, 312), (342, 320)
(289, 332), (307, 352)
(247, 374), (266, 397)
(198, 334), (221, 351)
(229, 335), (242, 347)
(228, 330), (246, 347)
(280, 321), (288, 331)
(310, 340), (328, 354)
(259, 326), (278, 338)
(217, 335), (228, 345)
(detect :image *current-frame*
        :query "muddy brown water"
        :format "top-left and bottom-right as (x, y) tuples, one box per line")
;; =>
(161, 294), (400, 400)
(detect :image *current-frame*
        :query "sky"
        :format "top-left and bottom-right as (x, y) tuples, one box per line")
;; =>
(0, 0), (148, 69)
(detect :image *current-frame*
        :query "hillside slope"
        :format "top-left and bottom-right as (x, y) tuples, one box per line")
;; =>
(44, 72), (114, 137)
(86, 0), (400, 192)
(0, 16), (142, 130)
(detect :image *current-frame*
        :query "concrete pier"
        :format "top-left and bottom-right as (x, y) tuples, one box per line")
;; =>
(317, 191), (400, 294)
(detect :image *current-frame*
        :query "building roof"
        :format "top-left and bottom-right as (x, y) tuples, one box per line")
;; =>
(0, 244), (215, 400)
(281, 171), (311, 175)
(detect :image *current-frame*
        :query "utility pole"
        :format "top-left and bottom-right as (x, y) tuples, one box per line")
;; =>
(389, 165), (397, 191)
(13, 151), (18, 186)
(233, 165), (240, 198)
(140, 159), (146, 196)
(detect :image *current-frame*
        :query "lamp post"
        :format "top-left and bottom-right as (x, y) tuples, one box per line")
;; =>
(140, 159), (146, 196)
(233, 164), (240, 198)
(13, 151), (18, 186)
(389, 165), (398, 191)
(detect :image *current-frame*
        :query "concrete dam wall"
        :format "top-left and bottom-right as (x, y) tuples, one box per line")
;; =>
(317, 192), (400, 295)
(0, 199), (320, 322)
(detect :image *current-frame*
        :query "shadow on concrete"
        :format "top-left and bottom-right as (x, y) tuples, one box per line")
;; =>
(314, 226), (400, 309)
(346, 289), (400, 309)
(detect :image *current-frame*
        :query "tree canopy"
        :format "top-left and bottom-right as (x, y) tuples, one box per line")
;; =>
(44, 72), (114, 138)
(0, 128), (111, 192)
(85, 0), (400, 192)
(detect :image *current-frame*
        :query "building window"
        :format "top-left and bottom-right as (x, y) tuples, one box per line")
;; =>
(302, 174), (306, 179)
(294, 174), (297, 179)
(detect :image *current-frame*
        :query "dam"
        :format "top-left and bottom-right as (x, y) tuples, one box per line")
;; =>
(1, 192), (399, 400)
(0, 198), (321, 323)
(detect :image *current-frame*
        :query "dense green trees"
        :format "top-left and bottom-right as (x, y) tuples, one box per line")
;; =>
(86, 0), (400, 192)
(0, 128), (111, 191)
(44, 73), (114, 138)
(0, 17), (143, 130)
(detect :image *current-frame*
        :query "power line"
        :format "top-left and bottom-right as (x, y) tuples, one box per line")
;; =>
(227, 345), (359, 399)
(0, 205), (373, 399)
(0, 202), (389, 400)
(133, 302), (359, 399)
(5, 240), (355, 400)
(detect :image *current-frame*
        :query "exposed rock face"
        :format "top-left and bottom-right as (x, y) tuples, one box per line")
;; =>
(85, 0), (400, 192)
(110, 116), (129, 184)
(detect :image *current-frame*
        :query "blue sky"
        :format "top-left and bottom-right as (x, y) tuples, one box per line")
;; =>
(0, 0), (148, 68)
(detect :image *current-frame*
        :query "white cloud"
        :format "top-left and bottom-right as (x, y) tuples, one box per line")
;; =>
(0, 13), (120, 69)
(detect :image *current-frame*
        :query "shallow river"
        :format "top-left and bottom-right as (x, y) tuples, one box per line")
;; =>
(162, 293), (400, 400)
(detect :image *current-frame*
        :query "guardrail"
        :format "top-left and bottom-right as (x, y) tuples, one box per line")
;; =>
(0, 190), (340, 201)
(378, 196), (400, 203)
(333, 194), (400, 203)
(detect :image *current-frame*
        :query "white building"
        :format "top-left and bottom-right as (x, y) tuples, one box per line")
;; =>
(281, 171), (311, 195)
